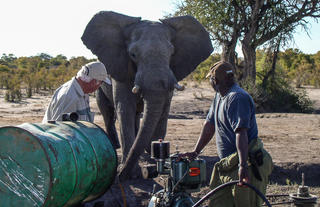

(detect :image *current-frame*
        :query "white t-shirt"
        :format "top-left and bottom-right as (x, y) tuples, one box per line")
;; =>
(42, 77), (94, 123)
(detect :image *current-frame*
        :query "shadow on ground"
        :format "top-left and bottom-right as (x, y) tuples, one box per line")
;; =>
(82, 158), (320, 207)
(270, 162), (320, 187)
(83, 179), (162, 207)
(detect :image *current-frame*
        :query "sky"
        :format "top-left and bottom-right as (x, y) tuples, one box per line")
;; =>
(1, 0), (320, 60)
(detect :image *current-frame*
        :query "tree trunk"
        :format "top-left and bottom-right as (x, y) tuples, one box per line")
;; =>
(238, 0), (266, 84)
(241, 41), (257, 84)
(262, 38), (281, 89)
(221, 42), (237, 68)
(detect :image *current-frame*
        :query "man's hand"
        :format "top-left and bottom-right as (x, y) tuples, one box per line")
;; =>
(178, 120), (214, 162)
(177, 151), (198, 161)
(238, 165), (250, 186)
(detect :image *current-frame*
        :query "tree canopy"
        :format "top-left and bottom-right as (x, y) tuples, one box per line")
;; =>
(172, 0), (320, 83)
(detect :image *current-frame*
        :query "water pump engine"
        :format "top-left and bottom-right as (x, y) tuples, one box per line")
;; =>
(143, 139), (206, 207)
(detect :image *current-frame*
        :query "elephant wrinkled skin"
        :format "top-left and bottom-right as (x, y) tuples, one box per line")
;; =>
(81, 11), (213, 181)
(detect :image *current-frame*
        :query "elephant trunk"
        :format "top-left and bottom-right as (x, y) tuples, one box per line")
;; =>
(119, 91), (168, 181)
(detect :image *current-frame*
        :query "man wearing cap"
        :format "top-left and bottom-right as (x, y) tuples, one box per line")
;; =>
(42, 61), (110, 123)
(179, 61), (273, 206)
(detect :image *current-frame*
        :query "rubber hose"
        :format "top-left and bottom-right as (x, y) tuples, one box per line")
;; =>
(191, 180), (272, 207)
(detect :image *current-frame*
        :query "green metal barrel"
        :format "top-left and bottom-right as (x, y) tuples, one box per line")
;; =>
(0, 121), (117, 207)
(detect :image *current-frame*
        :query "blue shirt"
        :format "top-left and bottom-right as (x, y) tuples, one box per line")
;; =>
(206, 84), (258, 159)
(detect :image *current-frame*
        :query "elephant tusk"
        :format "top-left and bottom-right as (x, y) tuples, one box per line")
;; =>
(174, 83), (185, 91)
(132, 85), (140, 94)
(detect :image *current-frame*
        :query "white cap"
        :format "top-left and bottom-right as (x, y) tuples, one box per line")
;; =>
(83, 61), (108, 81)
(76, 61), (111, 83)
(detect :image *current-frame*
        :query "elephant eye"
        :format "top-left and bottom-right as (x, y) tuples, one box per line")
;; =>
(129, 52), (137, 60)
(128, 44), (138, 61)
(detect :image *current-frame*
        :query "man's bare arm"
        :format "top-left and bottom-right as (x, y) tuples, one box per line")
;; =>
(236, 128), (249, 184)
(194, 120), (215, 155)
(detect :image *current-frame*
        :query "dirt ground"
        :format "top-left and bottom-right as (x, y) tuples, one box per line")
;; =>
(0, 82), (320, 206)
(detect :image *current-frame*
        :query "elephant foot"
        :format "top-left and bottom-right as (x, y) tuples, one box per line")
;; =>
(118, 163), (143, 182)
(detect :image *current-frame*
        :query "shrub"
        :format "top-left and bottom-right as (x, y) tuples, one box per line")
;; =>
(187, 54), (221, 82)
(240, 78), (313, 113)
(5, 88), (22, 102)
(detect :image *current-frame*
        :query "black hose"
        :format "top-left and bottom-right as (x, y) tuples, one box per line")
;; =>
(192, 180), (272, 207)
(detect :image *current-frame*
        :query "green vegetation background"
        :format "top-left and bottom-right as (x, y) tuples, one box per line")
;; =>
(1, 49), (319, 113)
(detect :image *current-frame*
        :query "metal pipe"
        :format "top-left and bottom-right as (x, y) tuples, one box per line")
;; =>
(263, 201), (293, 206)
(266, 194), (289, 197)
(191, 180), (272, 207)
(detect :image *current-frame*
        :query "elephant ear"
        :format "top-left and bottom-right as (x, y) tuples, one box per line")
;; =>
(82, 11), (141, 81)
(161, 16), (213, 81)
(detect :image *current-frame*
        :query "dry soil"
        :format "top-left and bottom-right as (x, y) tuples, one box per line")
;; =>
(0, 83), (319, 207)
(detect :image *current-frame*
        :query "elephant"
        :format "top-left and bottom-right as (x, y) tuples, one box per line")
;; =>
(81, 11), (213, 181)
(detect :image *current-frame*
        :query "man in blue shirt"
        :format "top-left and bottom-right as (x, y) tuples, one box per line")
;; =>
(180, 61), (273, 207)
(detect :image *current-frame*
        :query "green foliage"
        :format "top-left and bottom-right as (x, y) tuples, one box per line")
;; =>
(241, 76), (313, 113)
(277, 49), (320, 88)
(244, 49), (314, 113)
(311, 51), (320, 88)
(172, 0), (320, 83)
(5, 74), (22, 102)
(285, 178), (297, 186)
(50, 54), (68, 66)
(0, 53), (95, 102)
(0, 53), (17, 67)
(0, 64), (11, 88)
(187, 53), (221, 82)
(0, 49), (318, 113)
(5, 88), (22, 102)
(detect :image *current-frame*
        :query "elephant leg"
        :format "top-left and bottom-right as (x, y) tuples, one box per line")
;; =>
(135, 98), (143, 136)
(96, 85), (121, 149)
(135, 112), (141, 137)
(113, 81), (138, 163)
(116, 104), (137, 163)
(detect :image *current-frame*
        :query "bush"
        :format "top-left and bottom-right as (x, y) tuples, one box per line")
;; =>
(239, 78), (267, 112)
(240, 78), (313, 113)
(187, 54), (221, 82)
(5, 88), (22, 102)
